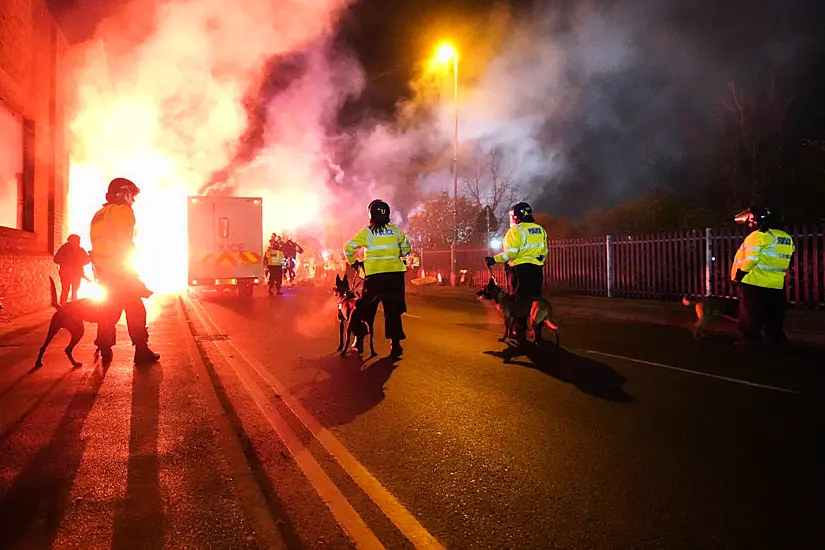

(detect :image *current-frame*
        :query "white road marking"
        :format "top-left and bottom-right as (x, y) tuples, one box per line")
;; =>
(586, 350), (798, 394)
(403, 313), (423, 319)
(186, 297), (444, 549)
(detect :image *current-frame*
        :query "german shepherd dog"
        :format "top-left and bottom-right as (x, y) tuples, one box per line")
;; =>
(682, 295), (738, 338)
(334, 274), (376, 357)
(35, 277), (104, 368)
(476, 277), (559, 345)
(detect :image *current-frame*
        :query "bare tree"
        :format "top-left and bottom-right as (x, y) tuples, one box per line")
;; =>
(462, 146), (519, 219)
(722, 70), (794, 206)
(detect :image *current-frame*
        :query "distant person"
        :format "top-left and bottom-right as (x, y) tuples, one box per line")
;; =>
(263, 240), (286, 295)
(53, 234), (91, 305)
(282, 237), (304, 283)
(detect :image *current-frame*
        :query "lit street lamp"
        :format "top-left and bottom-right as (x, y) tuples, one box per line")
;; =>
(433, 43), (459, 286)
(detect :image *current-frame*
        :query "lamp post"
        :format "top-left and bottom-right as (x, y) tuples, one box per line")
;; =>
(434, 43), (459, 286)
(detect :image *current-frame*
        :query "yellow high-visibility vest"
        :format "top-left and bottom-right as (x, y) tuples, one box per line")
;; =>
(344, 224), (411, 276)
(264, 248), (285, 266)
(89, 203), (136, 272)
(493, 222), (548, 267)
(731, 229), (795, 289)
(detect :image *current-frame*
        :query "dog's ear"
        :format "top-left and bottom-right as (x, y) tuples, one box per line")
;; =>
(343, 273), (349, 284)
(335, 274), (341, 284)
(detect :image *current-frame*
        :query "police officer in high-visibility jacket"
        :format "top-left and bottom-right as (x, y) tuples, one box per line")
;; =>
(89, 178), (159, 365)
(344, 199), (411, 359)
(484, 201), (548, 339)
(263, 241), (286, 295)
(731, 206), (795, 347)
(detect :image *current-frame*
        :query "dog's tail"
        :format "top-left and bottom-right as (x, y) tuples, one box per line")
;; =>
(681, 296), (692, 307)
(48, 276), (60, 310)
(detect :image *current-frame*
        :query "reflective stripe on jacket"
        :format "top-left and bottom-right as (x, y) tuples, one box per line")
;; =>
(344, 224), (411, 276)
(493, 222), (548, 267)
(730, 229), (795, 289)
(89, 203), (136, 272)
(264, 248), (285, 266)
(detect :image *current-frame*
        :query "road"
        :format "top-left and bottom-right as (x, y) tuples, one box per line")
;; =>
(0, 283), (822, 549)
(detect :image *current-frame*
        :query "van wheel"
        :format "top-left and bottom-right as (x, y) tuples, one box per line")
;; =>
(237, 282), (253, 298)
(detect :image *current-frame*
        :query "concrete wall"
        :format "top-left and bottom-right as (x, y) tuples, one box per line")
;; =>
(0, 0), (68, 320)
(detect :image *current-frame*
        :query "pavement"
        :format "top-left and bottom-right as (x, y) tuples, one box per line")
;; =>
(407, 283), (825, 347)
(0, 283), (822, 549)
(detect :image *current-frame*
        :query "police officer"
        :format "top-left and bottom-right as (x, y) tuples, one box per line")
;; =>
(485, 201), (548, 341)
(89, 177), (159, 365)
(344, 199), (411, 359)
(263, 240), (286, 295)
(282, 237), (304, 283)
(731, 206), (795, 347)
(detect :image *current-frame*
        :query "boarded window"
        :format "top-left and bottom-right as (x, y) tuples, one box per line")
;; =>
(0, 100), (24, 230)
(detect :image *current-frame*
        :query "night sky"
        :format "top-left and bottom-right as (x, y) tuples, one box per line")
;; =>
(47, 0), (825, 216)
(50, 0), (823, 123)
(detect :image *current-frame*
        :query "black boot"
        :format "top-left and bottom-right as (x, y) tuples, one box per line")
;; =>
(134, 345), (160, 365)
(390, 340), (403, 359)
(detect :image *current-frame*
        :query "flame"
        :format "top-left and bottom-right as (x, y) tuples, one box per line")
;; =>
(61, 0), (364, 301)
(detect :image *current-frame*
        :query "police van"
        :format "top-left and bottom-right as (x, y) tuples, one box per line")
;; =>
(186, 196), (263, 297)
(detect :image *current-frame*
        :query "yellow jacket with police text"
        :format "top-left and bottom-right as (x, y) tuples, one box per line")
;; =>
(264, 248), (285, 266)
(494, 222), (548, 267)
(730, 229), (795, 289)
(89, 203), (136, 272)
(344, 225), (411, 276)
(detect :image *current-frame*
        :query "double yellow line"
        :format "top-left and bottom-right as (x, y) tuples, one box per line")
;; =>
(184, 296), (444, 549)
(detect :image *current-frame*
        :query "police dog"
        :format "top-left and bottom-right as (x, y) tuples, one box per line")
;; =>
(681, 295), (738, 338)
(35, 277), (103, 368)
(334, 274), (376, 357)
(476, 277), (559, 345)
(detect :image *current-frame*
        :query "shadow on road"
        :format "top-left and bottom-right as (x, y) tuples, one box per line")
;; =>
(293, 354), (399, 427)
(484, 343), (633, 403)
(112, 362), (166, 549)
(0, 362), (110, 548)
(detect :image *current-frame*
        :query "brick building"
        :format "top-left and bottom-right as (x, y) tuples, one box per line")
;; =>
(0, 0), (68, 320)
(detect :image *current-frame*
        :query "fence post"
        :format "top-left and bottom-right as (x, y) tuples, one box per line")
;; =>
(606, 235), (613, 298)
(704, 227), (713, 296)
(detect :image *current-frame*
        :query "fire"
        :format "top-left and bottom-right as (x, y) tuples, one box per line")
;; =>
(61, 0), (367, 304)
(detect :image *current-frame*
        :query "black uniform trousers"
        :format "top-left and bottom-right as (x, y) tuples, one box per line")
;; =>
(737, 282), (787, 345)
(355, 271), (407, 341)
(267, 265), (283, 293)
(94, 273), (150, 350)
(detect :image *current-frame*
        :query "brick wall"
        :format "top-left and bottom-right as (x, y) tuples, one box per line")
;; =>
(0, 0), (67, 321)
(0, 255), (58, 320)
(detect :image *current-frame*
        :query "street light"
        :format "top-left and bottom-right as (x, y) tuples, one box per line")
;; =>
(432, 42), (459, 286)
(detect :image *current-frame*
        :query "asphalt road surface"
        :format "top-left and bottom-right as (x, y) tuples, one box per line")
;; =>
(0, 282), (822, 549)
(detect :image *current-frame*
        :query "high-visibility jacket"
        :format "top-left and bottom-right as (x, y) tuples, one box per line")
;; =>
(731, 229), (795, 289)
(494, 222), (548, 267)
(344, 224), (411, 276)
(264, 248), (285, 266)
(89, 203), (136, 273)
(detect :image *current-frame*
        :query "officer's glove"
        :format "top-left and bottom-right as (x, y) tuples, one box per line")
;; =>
(734, 269), (748, 283)
(484, 256), (496, 268)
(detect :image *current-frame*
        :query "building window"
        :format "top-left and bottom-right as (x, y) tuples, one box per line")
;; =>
(0, 100), (33, 232)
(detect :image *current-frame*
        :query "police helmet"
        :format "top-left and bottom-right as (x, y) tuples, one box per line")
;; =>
(734, 206), (774, 231)
(368, 199), (391, 225)
(106, 177), (140, 205)
(510, 201), (534, 224)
